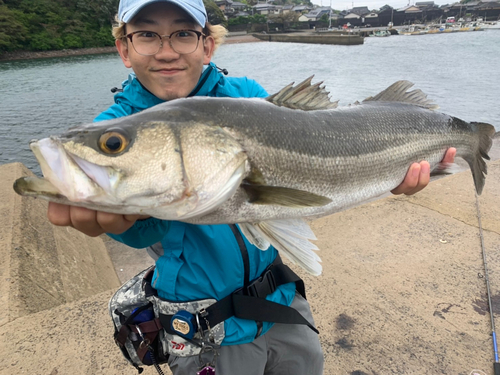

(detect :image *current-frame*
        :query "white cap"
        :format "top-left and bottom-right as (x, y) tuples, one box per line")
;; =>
(118, 0), (207, 27)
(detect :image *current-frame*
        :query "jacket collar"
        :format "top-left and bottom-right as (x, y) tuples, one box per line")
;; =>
(115, 62), (221, 113)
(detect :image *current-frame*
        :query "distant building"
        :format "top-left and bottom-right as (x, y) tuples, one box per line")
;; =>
(396, 5), (422, 23)
(234, 11), (250, 17)
(415, 1), (435, 7)
(364, 12), (380, 26)
(298, 7), (332, 22)
(282, 4), (294, 14)
(215, 0), (246, 16)
(350, 6), (370, 16)
(253, 3), (278, 15)
(343, 12), (361, 19)
(340, 12), (362, 27)
(377, 5), (395, 26)
(291, 5), (311, 14)
(473, 0), (500, 20)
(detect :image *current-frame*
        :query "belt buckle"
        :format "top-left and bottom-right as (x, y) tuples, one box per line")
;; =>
(247, 269), (276, 298)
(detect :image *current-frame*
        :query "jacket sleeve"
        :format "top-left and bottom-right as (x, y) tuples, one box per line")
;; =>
(107, 218), (171, 249)
(216, 76), (269, 99)
(247, 79), (269, 98)
(94, 102), (134, 122)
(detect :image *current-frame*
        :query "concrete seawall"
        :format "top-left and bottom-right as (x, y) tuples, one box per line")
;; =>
(0, 163), (120, 326)
(1, 158), (499, 374)
(252, 32), (364, 45)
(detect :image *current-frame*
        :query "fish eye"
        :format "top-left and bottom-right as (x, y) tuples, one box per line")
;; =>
(98, 131), (129, 154)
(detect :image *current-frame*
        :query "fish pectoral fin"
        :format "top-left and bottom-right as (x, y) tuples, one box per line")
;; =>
(239, 219), (322, 276)
(13, 176), (64, 198)
(242, 184), (331, 208)
(363, 80), (439, 110)
(266, 76), (338, 111)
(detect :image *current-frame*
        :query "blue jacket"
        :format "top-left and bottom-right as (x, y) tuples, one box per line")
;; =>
(96, 63), (296, 345)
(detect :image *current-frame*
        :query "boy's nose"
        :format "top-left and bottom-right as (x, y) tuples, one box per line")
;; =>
(154, 40), (180, 59)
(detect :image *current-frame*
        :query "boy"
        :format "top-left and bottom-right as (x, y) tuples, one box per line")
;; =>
(47, 0), (456, 373)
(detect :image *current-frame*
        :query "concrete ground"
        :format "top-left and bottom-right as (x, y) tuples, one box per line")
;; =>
(1, 138), (499, 374)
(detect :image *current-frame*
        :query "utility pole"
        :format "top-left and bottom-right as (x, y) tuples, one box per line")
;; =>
(329, 0), (332, 29)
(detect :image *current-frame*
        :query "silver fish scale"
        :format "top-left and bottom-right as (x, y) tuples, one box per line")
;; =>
(179, 99), (473, 224)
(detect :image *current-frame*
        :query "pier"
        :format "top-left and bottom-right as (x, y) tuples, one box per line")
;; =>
(252, 31), (364, 45)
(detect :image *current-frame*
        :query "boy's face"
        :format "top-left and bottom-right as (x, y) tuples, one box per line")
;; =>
(116, 2), (214, 101)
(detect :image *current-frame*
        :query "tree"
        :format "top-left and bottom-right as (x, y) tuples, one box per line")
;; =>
(0, 0), (119, 53)
(268, 11), (299, 24)
(319, 13), (329, 23)
(203, 0), (228, 27)
(0, 6), (27, 53)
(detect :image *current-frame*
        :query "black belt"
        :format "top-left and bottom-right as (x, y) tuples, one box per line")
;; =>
(151, 255), (318, 335)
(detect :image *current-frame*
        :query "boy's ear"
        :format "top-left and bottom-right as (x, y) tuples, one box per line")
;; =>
(203, 36), (215, 65)
(116, 38), (133, 68)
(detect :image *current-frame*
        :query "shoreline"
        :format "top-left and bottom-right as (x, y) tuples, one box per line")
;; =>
(0, 34), (263, 62)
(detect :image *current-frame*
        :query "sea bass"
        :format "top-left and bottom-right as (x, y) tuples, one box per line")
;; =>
(14, 78), (495, 275)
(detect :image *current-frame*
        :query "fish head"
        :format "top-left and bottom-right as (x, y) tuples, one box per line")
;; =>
(21, 113), (248, 220)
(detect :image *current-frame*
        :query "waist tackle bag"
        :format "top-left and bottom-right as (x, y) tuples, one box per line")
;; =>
(109, 266), (225, 373)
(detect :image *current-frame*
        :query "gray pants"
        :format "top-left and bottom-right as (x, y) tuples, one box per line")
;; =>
(167, 293), (324, 375)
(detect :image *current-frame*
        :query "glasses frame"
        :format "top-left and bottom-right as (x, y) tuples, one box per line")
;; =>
(126, 29), (206, 56)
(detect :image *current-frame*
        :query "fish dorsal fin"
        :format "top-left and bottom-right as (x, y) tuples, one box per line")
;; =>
(363, 80), (439, 110)
(266, 76), (338, 111)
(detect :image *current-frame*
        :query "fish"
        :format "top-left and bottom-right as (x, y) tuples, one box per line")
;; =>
(13, 77), (496, 275)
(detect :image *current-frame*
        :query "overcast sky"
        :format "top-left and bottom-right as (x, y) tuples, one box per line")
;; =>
(309, 0), (450, 11)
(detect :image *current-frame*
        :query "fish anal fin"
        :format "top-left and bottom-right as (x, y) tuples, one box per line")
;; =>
(242, 184), (332, 208)
(239, 220), (322, 276)
(266, 76), (338, 111)
(238, 223), (270, 250)
(363, 80), (439, 110)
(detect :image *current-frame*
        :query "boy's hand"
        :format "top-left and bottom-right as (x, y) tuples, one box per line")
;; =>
(391, 148), (457, 196)
(47, 202), (149, 237)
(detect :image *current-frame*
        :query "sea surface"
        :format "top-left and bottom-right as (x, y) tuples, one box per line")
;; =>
(0, 30), (499, 174)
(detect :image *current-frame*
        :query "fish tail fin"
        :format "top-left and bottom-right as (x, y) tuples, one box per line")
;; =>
(463, 121), (495, 195)
(239, 219), (322, 276)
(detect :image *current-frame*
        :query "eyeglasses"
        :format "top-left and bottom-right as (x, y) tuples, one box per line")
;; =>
(126, 29), (206, 56)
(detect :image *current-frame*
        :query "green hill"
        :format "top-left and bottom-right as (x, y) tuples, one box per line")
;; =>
(0, 0), (120, 55)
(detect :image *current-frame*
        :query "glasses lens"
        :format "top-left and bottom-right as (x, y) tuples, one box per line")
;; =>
(170, 30), (200, 54)
(131, 32), (161, 55)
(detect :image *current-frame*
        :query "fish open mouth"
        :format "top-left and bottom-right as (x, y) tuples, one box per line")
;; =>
(29, 137), (119, 202)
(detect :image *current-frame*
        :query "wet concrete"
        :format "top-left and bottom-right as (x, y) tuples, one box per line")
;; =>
(1, 148), (499, 374)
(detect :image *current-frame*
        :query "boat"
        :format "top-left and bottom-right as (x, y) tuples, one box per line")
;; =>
(370, 30), (390, 37)
(481, 21), (500, 30)
(400, 25), (427, 35)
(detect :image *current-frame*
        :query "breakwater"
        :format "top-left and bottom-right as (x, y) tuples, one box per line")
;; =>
(252, 31), (364, 45)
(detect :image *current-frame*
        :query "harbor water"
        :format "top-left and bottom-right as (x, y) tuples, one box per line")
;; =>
(0, 30), (499, 174)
